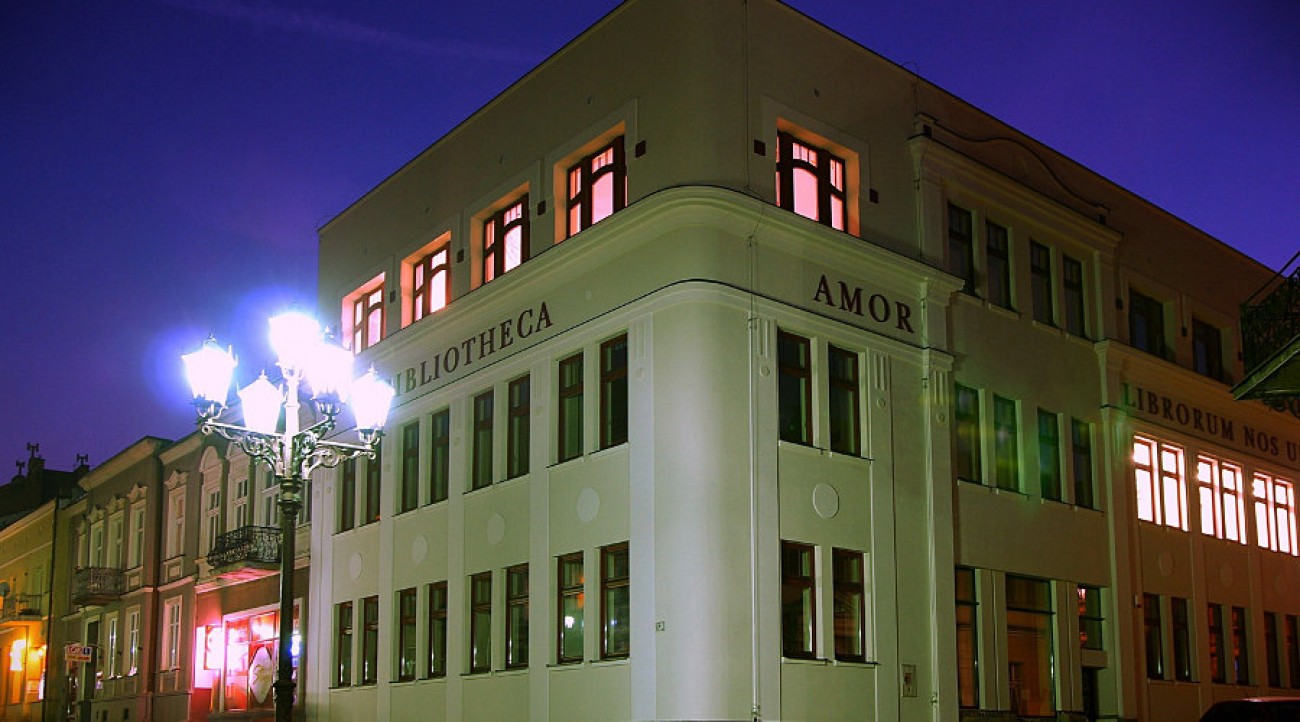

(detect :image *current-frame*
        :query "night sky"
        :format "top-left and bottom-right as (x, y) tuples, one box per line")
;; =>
(2, 0), (1296, 473)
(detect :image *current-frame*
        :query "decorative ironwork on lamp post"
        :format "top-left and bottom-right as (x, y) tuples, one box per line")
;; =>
(183, 311), (393, 722)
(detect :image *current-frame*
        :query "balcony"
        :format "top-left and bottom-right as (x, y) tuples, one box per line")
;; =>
(205, 525), (281, 582)
(71, 567), (125, 606)
(0, 593), (44, 623)
(1235, 256), (1300, 404)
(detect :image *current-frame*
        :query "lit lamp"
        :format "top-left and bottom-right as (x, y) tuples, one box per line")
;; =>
(182, 310), (393, 722)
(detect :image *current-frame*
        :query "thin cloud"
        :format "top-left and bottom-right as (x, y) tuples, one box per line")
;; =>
(155, 0), (535, 63)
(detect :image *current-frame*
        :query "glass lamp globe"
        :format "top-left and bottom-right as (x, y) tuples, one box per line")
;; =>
(238, 373), (283, 435)
(351, 368), (395, 439)
(182, 338), (237, 411)
(268, 311), (321, 374)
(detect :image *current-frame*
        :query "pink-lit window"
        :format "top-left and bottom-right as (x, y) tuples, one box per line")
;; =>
(342, 274), (385, 354)
(412, 243), (450, 322)
(776, 131), (846, 231)
(1133, 435), (1187, 530)
(484, 194), (529, 283)
(566, 137), (626, 238)
(221, 609), (297, 712)
(1253, 472), (1299, 555)
(1197, 455), (1246, 543)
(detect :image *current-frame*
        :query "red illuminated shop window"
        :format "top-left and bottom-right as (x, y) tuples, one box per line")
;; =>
(219, 607), (299, 713)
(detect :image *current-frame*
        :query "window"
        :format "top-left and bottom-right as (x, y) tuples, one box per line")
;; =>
(335, 601), (353, 687)
(1232, 606), (1250, 684)
(828, 345), (860, 455)
(1038, 410), (1062, 501)
(338, 459), (356, 532)
(557, 353), (584, 462)
(507, 377), (530, 479)
(1005, 576), (1054, 717)
(602, 543), (630, 659)
(506, 564), (529, 669)
(1133, 435), (1188, 531)
(954, 384), (982, 483)
(126, 608), (141, 676)
(1209, 603), (1227, 683)
(777, 131), (846, 231)
(600, 334), (629, 449)
(163, 597), (182, 669)
(777, 331), (812, 445)
(410, 237), (451, 322)
(484, 194), (529, 283)
(955, 568), (978, 708)
(1172, 597), (1193, 681)
(1078, 586), (1103, 650)
(399, 421), (420, 514)
(107, 514), (123, 569)
(1267, 612), (1282, 688)
(471, 390), (494, 490)
(204, 487), (221, 555)
(345, 273), (385, 354)
(832, 549), (866, 662)
(986, 220), (1011, 308)
(566, 136), (626, 237)
(361, 595), (379, 685)
(1198, 455), (1246, 543)
(396, 587), (417, 681)
(1066, 420), (1094, 509)
(1144, 593), (1164, 679)
(1129, 289), (1166, 358)
(1030, 241), (1054, 325)
(1063, 254), (1085, 337)
(469, 571), (492, 673)
(1253, 472), (1298, 555)
(1192, 319), (1224, 381)
(993, 395), (1019, 492)
(429, 409), (450, 503)
(363, 448), (381, 525)
(166, 488), (185, 558)
(129, 503), (146, 568)
(557, 553), (584, 664)
(781, 541), (816, 659)
(427, 582), (447, 678)
(222, 609), (298, 712)
(946, 204), (974, 291)
(106, 612), (119, 677)
(1287, 615), (1300, 688)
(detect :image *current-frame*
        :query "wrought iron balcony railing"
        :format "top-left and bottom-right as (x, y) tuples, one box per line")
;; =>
(0, 593), (44, 622)
(71, 567), (125, 606)
(206, 525), (281, 569)
(1237, 252), (1300, 402)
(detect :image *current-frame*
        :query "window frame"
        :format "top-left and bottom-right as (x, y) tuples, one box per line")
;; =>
(469, 571), (493, 674)
(601, 543), (630, 660)
(1192, 318), (1225, 381)
(1172, 596), (1193, 682)
(828, 345), (861, 456)
(507, 375), (531, 479)
(832, 548), (867, 662)
(1209, 602), (1227, 684)
(471, 390), (494, 491)
(557, 552), (585, 665)
(1129, 288), (1167, 358)
(362, 447), (381, 526)
(781, 540), (816, 660)
(955, 567), (979, 709)
(1030, 240), (1054, 325)
(399, 420), (420, 514)
(410, 237), (451, 324)
(396, 587), (418, 682)
(566, 136), (626, 238)
(777, 131), (847, 231)
(334, 600), (353, 688)
(344, 273), (386, 354)
(1133, 435), (1189, 531)
(1078, 585), (1103, 651)
(360, 595), (379, 685)
(1062, 254), (1086, 337)
(777, 331), (813, 446)
(993, 395), (1020, 492)
(505, 564), (529, 669)
(427, 581), (448, 678)
(1004, 575), (1055, 716)
(337, 459), (356, 533)
(954, 384), (982, 483)
(600, 334), (629, 450)
(1252, 472), (1298, 555)
(557, 353), (584, 463)
(1144, 593), (1164, 679)
(429, 409), (450, 504)
(985, 219), (1012, 308)
(1038, 409), (1062, 501)
(483, 193), (530, 284)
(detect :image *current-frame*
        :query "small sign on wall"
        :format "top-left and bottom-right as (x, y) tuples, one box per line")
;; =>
(901, 663), (918, 698)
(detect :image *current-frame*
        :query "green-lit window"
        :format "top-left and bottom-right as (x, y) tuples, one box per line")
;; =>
(558, 353), (583, 462)
(828, 345), (860, 456)
(600, 335), (629, 449)
(471, 390), (493, 490)
(507, 376), (530, 479)
(777, 331), (812, 445)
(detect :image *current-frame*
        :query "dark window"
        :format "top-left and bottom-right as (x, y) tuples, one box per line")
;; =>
(396, 587), (417, 681)
(566, 137), (626, 237)
(832, 549), (866, 662)
(483, 194), (529, 283)
(506, 564), (529, 669)
(360, 595), (379, 685)
(1267, 611), (1282, 687)
(1072, 420), (1095, 509)
(507, 376), (530, 479)
(337, 459), (356, 533)
(399, 421), (419, 514)
(429, 409), (449, 504)
(777, 131), (846, 231)
(1129, 289), (1166, 358)
(557, 553), (584, 664)
(600, 334), (629, 449)
(1193, 319), (1225, 381)
(602, 543), (630, 659)
(1078, 586), (1103, 650)
(1209, 602), (1227, 683)
(1005, 576), (1054, 716)
(1286, 615), (1300, 688)
(335, 601), (352, 687)
(781, 541), (816, 659)
(412, 242), (450, 322)
(947, 204), (974, 291)
(954, 384), (982, 483)
(955, 568), (978, 708)
(778, 331), (812, 445)
(1172, 597), (1193, 681)
(993, 395), (1019, 492)
(1144, 594), (1164, 679)
(1038, 410), (1062, 501)
(1063, 255), (1085, 337)
(1030, 241), (1054, 325)
(828, 345), (860, 456)
(986, 220), (1011, 308)
(363, 448), (381, 525)
(471, 390), (493, 490)
(1232, 606), (1250, 684)
(469, 572), (492, 673)
(558, 353), (584, 462)
(427, 582), (447, 678)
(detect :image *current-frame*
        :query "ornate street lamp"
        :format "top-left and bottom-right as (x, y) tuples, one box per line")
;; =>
(182, 311), (392, 722)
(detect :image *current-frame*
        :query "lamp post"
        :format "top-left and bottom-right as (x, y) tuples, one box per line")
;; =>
(182, 311), (393, 722)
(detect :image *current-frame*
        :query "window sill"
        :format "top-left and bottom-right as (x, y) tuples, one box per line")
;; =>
(546, 657), (630, 670)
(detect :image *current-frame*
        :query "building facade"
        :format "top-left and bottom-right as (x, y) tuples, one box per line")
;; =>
(0, 501), (57, 722)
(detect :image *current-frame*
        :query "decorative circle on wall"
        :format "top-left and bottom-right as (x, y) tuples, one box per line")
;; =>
(759, 366), (770, 378)
(1219, 564), (1234, 587)
(812, 483), (840, 519)
(487, 513), (506, 545)
(412, 535), (428, 565)
(1157, 552), (1174, 577)
(348, 553), (363, 580)
(577, 488), (601, 523)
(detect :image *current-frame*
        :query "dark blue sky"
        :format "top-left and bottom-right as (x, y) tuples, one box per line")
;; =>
(2, 0), (1296, 471)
